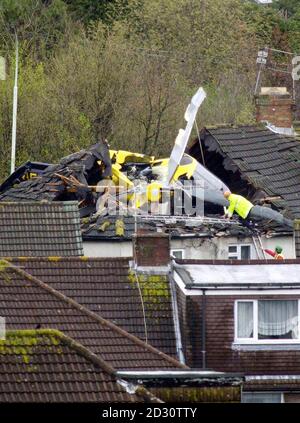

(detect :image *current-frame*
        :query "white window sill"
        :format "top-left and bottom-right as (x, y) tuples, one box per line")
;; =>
(232, 342), (300, 352)
(234, 340), (300, 345)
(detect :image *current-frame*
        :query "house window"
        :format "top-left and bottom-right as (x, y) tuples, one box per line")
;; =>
(228, 244), (251, 260)
(235, 300), (300, 343)
(171, 249), (185, 259)
(242, 392), (283, 403)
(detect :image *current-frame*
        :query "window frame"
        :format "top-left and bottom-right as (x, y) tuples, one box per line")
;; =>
(242, 392), (284, 403)
(234, 299), (300, 344)
(228, 243), (252, 260)
(170, 249), (185, 259)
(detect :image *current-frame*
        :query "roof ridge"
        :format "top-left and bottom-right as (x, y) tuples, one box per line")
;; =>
(0, 201), (79, 206)
(7, 256), (132, 263)
(204, 124), (265, 131)
(5, 261), (186, 369)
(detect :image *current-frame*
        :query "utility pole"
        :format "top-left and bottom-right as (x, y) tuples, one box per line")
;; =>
(0, 57), (5, 81)
(10, 31), (18, 175)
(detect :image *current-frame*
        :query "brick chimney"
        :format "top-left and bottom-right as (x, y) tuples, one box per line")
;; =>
(294, 219), (300, 259)
(133, 231), (170, 267)
(255, 87), (294, 132)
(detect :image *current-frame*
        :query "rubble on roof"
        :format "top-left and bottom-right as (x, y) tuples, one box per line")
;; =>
(81, 212), (287, 242)
(0, 142), (111, 213)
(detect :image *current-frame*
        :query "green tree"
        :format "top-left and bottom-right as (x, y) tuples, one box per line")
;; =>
(0, 0), (72, 59)
(272, 0), (300, 17)
(63, 0), (137, 25)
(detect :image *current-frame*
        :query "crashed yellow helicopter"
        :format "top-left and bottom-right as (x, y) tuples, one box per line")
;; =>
(102, 149), (200, 209)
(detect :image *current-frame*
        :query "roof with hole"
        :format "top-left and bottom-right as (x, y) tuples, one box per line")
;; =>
(188, 125), (300, 219)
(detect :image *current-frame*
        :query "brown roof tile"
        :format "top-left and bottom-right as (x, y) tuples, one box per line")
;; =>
(0, 329), (144, 402)
(9, 257), (178, 358)
(0, 260), (184, 371)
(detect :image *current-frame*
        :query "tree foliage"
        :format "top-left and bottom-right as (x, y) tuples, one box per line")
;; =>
(0, 0), (299, 181)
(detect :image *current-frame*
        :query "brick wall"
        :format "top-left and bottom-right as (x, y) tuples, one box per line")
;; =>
(181, 294), (300, 374)
(133, 232), (170, 266)
(255, 93), (294, 128)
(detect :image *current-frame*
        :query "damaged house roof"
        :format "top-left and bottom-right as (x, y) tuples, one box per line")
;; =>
(81, 214), (255, 241)
(188, 125), (300, 220)
(0, 201), (83, 257)
(8, 257), (178, 359)
(0, 142), (111, 214)
(0, 259), (185, 371)
(0, 329), (147, 403)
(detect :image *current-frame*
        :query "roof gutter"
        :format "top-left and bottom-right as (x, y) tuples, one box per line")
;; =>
(186, 283), (300, 290)
(201, 289), (207, 370)
(169, 262), (185, 365)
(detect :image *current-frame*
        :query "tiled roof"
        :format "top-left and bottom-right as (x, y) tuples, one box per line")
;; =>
(81, 215), (156, 240)
(245, 376), (300, 391)
(0, 260), (184, 371)
(0, 202), (83, 257)
(189, 125), (300, 218)
(9, 257), (178, 359)
(0, 142), (111, 204)
(0, 329), (144, 402)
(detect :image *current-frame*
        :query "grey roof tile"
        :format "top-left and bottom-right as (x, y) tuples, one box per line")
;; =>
(0, 201), (83, 257)
(190, 126), (300, 218)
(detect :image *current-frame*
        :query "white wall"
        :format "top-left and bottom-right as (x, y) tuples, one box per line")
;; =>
(83, 241), (133, 257)
(83, 235), (295, 259)
(170, 235), (295, 260)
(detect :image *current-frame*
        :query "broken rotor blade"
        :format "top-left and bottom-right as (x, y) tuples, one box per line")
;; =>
(167, 87), (206, 185)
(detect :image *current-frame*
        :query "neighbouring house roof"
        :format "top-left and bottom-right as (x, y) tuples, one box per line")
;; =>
(0, 259), (185, 371)
(173, 259), (300, 289)
(188, 125), (300, 221)
(245, 375), (300, 392)
(0, 329), (148, 403)
(8, 257), (178, 359)
(0, 201), (83, 257)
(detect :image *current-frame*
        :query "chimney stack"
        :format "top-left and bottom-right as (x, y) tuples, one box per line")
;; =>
(133, 231), (170, 267)
(255, 87), (294, 134)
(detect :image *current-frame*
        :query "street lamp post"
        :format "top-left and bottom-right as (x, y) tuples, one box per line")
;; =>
(10, 32), (18, 175)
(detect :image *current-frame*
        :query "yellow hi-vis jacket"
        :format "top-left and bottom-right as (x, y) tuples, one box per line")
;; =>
(227, 194), (253, 219)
